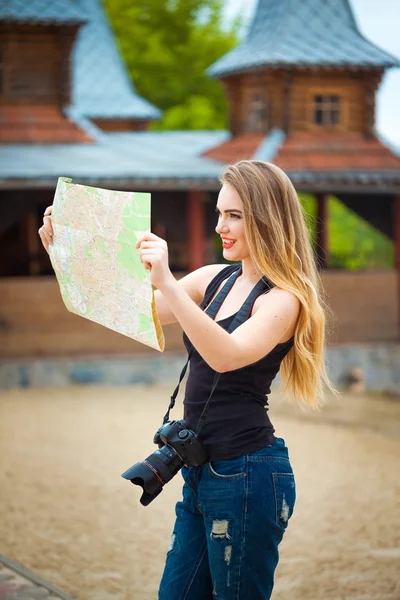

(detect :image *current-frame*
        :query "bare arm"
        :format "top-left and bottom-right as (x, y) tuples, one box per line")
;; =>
(37, 206), (228, 328)
(154, 264), (227, 325)
(160, 279), (300, 372)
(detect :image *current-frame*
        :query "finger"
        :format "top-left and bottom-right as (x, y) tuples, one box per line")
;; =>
(136, 231), (161, 248)
(39, 225), (53, 246)
(38, 228), (50, 254)
(140, 254), (161, 265)
(136, 234), (149, 248)
(138, 241), (165, 250)
(139, 254), (152, 270)
(44, 205), (53, 217)
(42, 230), (53, 249)
(140, 248), (162, 260)
(43, 215), (54, 236)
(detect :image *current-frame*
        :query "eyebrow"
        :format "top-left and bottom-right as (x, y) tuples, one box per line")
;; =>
(215, 206), (243, 214)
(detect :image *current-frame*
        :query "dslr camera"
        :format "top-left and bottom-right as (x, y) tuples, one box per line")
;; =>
(121, 419), (207, 506)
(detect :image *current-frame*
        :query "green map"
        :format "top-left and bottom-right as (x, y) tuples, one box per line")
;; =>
(49, 177), (165, 352)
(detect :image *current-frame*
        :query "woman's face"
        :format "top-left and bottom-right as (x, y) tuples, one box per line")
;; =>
(215, 183), (250, 261)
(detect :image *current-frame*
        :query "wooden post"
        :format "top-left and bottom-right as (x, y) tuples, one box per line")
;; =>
(188, 190), (206, 272)
(316, 193), (329, 269)
(23, 211), (41, 275)
(395, 194), (400, 338)
(282, 69), (293, 134)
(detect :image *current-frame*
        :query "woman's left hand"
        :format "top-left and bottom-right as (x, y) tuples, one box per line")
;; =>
(136, 232), (175, 290)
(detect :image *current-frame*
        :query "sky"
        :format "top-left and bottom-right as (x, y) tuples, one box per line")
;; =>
(223, 0), (400, 149)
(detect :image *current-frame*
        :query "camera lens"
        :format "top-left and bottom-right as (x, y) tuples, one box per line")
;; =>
(121, 445), (183, 506)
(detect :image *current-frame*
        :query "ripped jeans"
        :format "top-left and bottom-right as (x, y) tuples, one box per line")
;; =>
(158, 438), (296, 600)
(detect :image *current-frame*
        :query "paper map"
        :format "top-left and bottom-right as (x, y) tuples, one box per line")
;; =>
(49, 177), (165, 352)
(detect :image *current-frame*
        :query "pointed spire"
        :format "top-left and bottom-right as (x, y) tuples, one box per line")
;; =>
(208, 0), (399, 78)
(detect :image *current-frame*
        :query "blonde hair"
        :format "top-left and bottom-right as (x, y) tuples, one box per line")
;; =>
(221, 160), (338, 409)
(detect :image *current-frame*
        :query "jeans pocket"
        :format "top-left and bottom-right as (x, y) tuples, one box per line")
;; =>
(272, 472), (296, 529)
(208, 455), (247, 479)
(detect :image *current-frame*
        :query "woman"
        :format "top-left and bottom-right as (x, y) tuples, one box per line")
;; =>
(39, 160), (337, 599)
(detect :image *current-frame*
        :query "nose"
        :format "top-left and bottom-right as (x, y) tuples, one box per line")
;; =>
(215, 215), (229, 235)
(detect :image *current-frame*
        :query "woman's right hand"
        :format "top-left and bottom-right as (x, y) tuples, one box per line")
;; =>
(38, 206), (54, 254)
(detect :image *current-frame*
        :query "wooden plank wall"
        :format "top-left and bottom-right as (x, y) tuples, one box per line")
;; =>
(224, 68), (379, 136)
(289, 71), (366, 133)
(0, 276), (185, 358)
(0, 271), (398, 359)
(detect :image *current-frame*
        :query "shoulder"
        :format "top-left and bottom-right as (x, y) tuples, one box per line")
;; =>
(193, 263), (234, 298)
(176, 264), (233, 305)
(254, 286), (301, 322)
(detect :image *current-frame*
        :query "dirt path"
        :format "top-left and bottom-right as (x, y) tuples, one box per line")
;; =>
(0, 386), (399, 600)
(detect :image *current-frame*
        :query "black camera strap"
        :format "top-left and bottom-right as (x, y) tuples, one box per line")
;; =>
(163, 266), (273, 435)
(196, 276), (273, 435)
(162, 267), (241, 424)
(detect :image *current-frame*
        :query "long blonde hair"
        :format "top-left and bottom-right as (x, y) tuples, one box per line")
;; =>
(221, 160), (338, 409)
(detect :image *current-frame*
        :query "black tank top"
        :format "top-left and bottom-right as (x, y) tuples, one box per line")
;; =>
(182, 264), (294, 462)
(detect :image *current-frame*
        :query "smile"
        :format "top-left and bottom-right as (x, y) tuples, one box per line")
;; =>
(221, 238), (236, 248)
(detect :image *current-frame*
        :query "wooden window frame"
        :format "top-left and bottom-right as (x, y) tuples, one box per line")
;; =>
(245, 90), (269, 134)
(307, 88), (349, 130)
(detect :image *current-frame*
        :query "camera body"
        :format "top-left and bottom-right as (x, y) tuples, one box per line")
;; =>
(121, 419), (207, 506)
(153, 419), (208, 467)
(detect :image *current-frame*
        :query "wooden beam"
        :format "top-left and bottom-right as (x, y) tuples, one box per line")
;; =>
(395, 194), (400, 339)
(316, 193), (329, 269)
(395, 195), (400, 269)
(22, 211), (41, 275)
(282, 69), (293, 134)
(188, 190), (206, 272)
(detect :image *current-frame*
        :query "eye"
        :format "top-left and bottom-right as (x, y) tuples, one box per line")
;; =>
(215, 208), (240, 219)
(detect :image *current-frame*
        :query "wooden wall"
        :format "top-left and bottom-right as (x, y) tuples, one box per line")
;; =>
(91, 119), (151, 132)
(222, 68), (382, 137)
(289, 70), (366, 134)
(0, 24), (78, 106)
(322, 270), (399, 344)
(0, 270), (398, 359)
(224, 71), (285, 135)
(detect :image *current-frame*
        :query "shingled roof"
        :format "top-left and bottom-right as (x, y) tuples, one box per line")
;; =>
(0, 0), (161, 121)
(208, 0), (400, 78)
(70, 0), (161, 120)
(0, 0), (86, 25)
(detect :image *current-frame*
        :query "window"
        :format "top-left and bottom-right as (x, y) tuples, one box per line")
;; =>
(246, 92), (268, 133)
(314, 95), (340, 125)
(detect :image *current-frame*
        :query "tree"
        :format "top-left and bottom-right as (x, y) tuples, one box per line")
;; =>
(104, 0), (241, 130)
(300, 194), (393, 270)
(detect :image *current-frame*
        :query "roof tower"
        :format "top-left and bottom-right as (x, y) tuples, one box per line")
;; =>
(0, 0), (161, 121)
(208, 0), (400, 78)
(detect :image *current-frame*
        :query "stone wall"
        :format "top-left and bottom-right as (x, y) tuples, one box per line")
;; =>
(1, 345), (399, 390)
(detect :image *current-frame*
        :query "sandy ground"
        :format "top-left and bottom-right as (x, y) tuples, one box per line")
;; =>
(0, 384), (399, 600)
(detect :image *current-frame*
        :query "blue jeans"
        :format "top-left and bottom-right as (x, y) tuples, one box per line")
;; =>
(158, 438), (296, 600)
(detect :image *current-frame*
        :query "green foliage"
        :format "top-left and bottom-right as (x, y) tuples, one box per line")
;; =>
(104, 0), (241, 130)
(162, 95), (226, 130)
(298, 194), (394, 270)
(298, 193), (317, 250)
(328, 196), (393, 270)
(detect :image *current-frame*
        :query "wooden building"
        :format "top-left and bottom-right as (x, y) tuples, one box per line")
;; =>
(1, 0), (400, 360)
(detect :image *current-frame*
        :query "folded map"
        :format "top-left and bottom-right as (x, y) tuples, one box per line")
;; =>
(49, 177), (165, 351)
